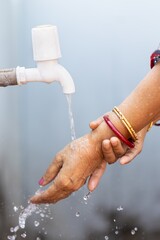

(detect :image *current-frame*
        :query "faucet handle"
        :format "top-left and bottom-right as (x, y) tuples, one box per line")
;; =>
(32, 25), (62, 62)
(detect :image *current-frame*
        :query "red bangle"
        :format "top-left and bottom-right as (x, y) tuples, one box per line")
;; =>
(150, 49), (160, 69)
(154, 122), (160, 126)
(103, 115), (135, 148)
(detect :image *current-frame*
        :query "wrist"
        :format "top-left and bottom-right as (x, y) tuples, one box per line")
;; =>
(91, 111), (133, 144)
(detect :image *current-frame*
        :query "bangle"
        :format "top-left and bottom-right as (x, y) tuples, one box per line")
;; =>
(150, 49), (160, 69)
(103, 115), (135, 148)
(147, 122), (153, 132)
(112, 106), (138, 141)
(154, 121), (160, 126)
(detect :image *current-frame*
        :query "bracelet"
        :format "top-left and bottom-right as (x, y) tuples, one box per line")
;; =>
(149, 49), (160, 129)
(103, 115), (135, 148)
(112, 106), (138, 141)
(147, 122), (153, 132)
(154, 121), (160, 126)
(150, 49), (160, 69)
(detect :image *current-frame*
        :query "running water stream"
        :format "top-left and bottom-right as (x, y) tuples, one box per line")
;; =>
(7, 94), (76, 239)
(66, 94), (76, 141)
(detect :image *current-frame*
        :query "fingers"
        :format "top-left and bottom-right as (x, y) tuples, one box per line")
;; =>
(102, 137), (127, 164)
(39, 154), (63, 186)
(30, 182), (69, 204)
(30, 170), (86, 204)
(110, 137), (127, 156)
(87, 160), (107, 192)
(119, 129), (145, 165)
(119, 145), (141, 165)
(89, 117), (103, 130)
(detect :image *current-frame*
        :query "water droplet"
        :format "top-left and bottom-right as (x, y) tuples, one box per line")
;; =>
(104, 236), (109, 240)
(36, 238), (41, 240)
(15, 226), (19, 232)
(13, 206), (18, 212)
(117, 206), (123, 211)
(34, 221), (40, 227)
(21, 232), (27, 238)
(40, 213), (45, 218)
(7, 235), (17, 240)
(11, 226), (19, 233)
(115, 230), (119, 235)
(76, 211), (80, 217)
(131, 230), (136, 235)
(83, 196), (88, 201)
(113, 219), (116, 222)
(134, 227), (138, 231)
(10, 227), (14, 233)
(83, 192), (91, 201)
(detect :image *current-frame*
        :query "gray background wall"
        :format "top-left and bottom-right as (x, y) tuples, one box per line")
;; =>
(0, 0), (160, 239)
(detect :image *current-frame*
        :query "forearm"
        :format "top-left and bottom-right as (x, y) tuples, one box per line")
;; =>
(117, 63), (160, 132)
(92, 63), (160, 143)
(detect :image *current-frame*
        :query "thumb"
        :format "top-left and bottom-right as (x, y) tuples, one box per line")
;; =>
(89, 116), (103, 130)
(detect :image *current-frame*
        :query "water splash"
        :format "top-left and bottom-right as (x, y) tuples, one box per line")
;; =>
(19, 188), (43, 229)
(66, 94), (76, 141)
(19, 203), (38, 229)
(7, 188), (53, 239)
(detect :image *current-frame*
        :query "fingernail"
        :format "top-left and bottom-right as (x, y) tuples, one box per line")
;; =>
(89, 182), (96, 192)
(38, 177), (44, 186)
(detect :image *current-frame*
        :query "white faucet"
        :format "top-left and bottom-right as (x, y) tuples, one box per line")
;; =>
(0, 25), (75, 94)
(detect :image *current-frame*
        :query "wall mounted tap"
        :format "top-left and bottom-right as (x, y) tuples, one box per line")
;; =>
(0, 25), (75, 94)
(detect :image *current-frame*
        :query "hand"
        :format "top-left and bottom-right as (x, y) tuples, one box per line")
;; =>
(88, 116), (147, 191)
(30, 132), (104, 204)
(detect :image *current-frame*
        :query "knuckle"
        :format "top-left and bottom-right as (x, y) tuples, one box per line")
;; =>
(59, 176), (76, 191)
(115, 151), (123, 158)
(105, 155), (116, 164)
(107, 159), (116, 164)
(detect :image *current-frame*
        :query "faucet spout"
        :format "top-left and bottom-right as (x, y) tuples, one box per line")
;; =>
(55, 64), (75, 94)
(16, 61), (75, 94)
(0, 25), (75, 94)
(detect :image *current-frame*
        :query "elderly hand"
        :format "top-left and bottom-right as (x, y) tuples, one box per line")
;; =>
(30, 113), (148, 204)
(30, 132), (104, 204)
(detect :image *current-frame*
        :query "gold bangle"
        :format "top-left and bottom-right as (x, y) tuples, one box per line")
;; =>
(147, 122), (153, 132)
(112, 106), (138, 141)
